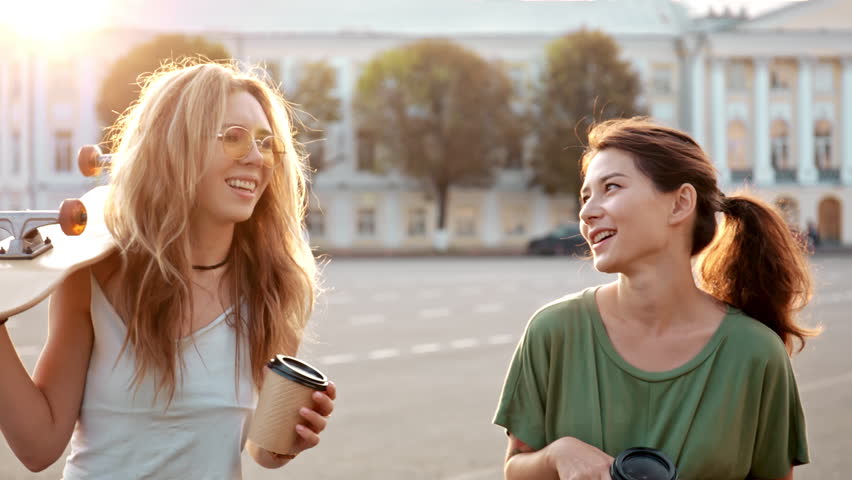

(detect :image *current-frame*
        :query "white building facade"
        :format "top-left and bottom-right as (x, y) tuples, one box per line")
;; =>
(0, 0), (849, 251)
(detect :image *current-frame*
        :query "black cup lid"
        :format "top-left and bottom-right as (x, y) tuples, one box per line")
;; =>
(267, 355), (329, 391)
(610, 447), (678, 480)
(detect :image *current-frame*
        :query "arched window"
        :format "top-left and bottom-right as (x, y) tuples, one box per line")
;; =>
(817, 196), (842, 244)
(814, 120), (833, 170)
(770, 119), (791, 172)
(727, 120), (750, 180)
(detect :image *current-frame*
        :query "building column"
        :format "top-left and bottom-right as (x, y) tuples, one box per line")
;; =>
(481, 190), (500, 247)
(332, 57), (357, 174)
(710, 58), (730, 185)
(753, 57), (775, 185)
(797, 57), (818, 185)
(842, 57), (852, 185)
(76, 57), (99, 150)
(689, 51), (706, 147)
(331, 190), (354, 248)
(31, 57), (49, 207)
(0, 60), (8, 190)
(531, 190), (550, 236)
(383, 190), (403, 248)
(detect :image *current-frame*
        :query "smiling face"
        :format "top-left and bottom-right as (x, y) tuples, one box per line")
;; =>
(194, 90), (275, 227)
(579, 148), (683, 274)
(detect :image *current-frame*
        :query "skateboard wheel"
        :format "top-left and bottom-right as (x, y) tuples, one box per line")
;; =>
(77, 145), (104, 177)
(58, 199), (87, 236)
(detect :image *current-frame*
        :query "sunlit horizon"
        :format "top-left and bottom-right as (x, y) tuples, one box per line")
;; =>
(1, 0), (107, 46)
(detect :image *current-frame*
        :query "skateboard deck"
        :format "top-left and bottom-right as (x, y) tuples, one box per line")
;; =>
(0, 150), (116, 319)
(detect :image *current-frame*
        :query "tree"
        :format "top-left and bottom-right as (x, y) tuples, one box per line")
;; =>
(355, 39), (517, 249)
(287, 61), (341, 172)
(97, 34), (230, 149)
(529, 29), (643, 200)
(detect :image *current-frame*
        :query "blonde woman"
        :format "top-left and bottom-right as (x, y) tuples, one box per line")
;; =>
(0, 61), (335, 478)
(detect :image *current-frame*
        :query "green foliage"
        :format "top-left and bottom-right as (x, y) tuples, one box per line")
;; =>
(288, 61), (342, 171)
(355, 39), (517, 229)
(96, 34), (230, 149)
(530, 29), (644, 198)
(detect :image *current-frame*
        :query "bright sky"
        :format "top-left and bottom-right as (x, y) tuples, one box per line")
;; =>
(0, 0), (108, 44)
(675, 0), (806, 16)
(0, 0), (808, 44)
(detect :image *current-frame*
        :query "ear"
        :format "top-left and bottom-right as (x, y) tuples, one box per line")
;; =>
(669, 183), (697, 225)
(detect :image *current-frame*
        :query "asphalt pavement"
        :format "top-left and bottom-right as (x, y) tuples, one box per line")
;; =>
(1, 256), (850, 479)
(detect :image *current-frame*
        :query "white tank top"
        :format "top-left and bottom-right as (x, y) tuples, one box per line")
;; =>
(61, 275), (257, 480)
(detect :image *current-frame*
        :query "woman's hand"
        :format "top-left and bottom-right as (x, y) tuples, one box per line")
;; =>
(290, 381), (336, 455)
(545, 436), (614, 480)
(248, 381), (337, 469)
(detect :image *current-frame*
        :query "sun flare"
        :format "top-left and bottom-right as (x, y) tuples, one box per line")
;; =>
(1, 0), (107, 47)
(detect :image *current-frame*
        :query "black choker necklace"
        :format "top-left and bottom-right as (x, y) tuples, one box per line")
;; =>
(192, 257), (229, 271)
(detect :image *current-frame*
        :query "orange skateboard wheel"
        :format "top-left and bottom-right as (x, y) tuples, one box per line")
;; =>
(58, 199), (87, 236)
(77, 145), (105, 177)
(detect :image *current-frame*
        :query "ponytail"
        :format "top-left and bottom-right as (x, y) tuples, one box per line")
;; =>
(697, 193), (820, 354)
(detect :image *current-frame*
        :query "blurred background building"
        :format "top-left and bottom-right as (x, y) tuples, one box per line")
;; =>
(0, 0), (849, 251)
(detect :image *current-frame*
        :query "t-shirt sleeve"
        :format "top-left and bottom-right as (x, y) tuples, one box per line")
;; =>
(749, 345), (809, 479)
(492, 311), (553, 451)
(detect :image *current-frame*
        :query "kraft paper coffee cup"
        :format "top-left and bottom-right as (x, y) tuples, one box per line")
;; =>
(610, 447), (678, 480)
(247, 355), (329, 455)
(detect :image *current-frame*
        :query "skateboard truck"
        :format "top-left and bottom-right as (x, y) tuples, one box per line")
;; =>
(0, 200), (87, 259)
(78, 145), (112, 177)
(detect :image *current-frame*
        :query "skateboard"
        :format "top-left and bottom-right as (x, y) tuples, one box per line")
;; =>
(0, 146), (114, 320)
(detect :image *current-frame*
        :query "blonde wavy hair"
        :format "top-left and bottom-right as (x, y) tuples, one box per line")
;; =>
(103, 60), (317, 403)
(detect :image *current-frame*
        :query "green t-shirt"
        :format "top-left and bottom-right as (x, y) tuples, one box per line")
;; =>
(494, 287), (808, 480)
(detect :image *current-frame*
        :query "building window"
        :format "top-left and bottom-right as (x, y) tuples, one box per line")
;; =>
(769, 65), (792, 91)
(770, 119), (791, 171)
(357, 129), (376, 171)
(356, 207), (376, 237)
(306, 208), (325, 237)
(54, 130), (73, 173)
(815, 120), (833, 170)
(726, 120), (749, 171)
(651, 65), (673, 95)
(454, 207), (477, 237)
(726, 61), (748, 91)
(11, 131), (21, 174)
(407, 207), (427, 237)
(815, 62), (834, 93)
(503, 205), (529, 236)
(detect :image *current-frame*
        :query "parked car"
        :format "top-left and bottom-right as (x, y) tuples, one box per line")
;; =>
(527, 224), (590, 256)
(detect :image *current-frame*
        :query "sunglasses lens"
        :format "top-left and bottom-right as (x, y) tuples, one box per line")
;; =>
(222, 127), (252, 159)
(260, 136), (285, 167)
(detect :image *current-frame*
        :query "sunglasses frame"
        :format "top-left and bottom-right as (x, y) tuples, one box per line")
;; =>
(216, 125), (284, 168)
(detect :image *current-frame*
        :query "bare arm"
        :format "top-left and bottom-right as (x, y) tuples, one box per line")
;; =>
(504, 433), (614, 480)
(0, 267), (94, 471)
(504, 433), (558, 480)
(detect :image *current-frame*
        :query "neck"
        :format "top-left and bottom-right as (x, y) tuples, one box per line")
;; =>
(612, 252), (707, 335)
(188, 215), (235, 269)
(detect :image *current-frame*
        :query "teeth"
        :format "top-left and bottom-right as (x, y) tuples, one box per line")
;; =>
(227, 179), (256, 193)
(593, 231), (615, 244)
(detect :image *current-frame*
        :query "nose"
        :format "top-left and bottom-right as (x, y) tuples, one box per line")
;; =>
(238, 140), (264, 167)
(579, 196), (603, 225)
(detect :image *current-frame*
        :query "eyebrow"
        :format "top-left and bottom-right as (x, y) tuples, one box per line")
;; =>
(223, 123), (273, 136)
(580, 172), (628, 196)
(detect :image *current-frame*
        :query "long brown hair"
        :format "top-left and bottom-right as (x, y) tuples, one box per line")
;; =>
(105, 60), (317, 404)
(581, 117), (819, 353)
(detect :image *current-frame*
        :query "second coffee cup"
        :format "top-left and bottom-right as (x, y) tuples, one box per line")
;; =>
(247, 355), (329, 456)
